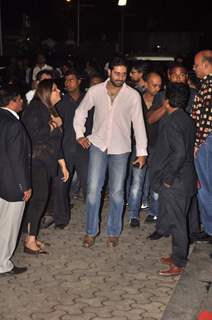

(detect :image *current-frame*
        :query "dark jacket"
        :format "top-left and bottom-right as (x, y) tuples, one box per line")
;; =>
(0, 108), (31, 201)
(22, 98), (63, 177)
(149, 109), (197, 196)
(56, 93), (93, 163)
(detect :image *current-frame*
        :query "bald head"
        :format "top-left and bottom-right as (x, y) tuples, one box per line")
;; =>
(145, 72), (162, 96)
(193, 50), (212, 79)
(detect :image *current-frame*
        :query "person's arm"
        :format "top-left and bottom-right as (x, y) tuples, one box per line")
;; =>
(73, 88), (94, 148)
(7, 122), (31, 195)
(131, 93), (148, 163)
(162, 122), (186, 187)
(146, 104), (167, 124)
(58, 159), (69, 182)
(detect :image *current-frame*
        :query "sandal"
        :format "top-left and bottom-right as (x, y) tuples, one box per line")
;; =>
(82, 235), (95, 248)
(24, 246), (48, 255)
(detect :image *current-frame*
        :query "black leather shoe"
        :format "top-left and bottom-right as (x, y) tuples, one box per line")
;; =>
(2, 266), (27, 275)
(190, 231), (211, 242)
(129, 218), (140, 228)
(147, 230), (169, 240)
(145, 214), (157, 223)
(54, 224), (68, 230)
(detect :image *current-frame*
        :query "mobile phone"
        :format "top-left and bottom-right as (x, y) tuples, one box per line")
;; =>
(133, 162), (140, 168)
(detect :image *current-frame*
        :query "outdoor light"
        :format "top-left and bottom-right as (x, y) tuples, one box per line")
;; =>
(118, 0), (127, 6)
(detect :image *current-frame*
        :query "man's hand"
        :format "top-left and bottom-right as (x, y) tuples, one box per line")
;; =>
(132, 156), (146, 169)
(23, 188), (32, 202)
(49, 115), (63, 130)
(60, 165), (69, 183)
(77, 137), (91, 149)
(163, 182), (171, 188)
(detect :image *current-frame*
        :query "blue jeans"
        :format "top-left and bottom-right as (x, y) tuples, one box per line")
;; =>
(86, 145), (130, 236)
(195, 134), (212, 236)
(127, 164), (147, 220)
(149, 190), (159, 217)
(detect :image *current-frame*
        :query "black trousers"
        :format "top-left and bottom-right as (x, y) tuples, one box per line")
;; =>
(23, 161), (50, 236)
(157, 184), (192, 267)
(188, 195), (201, 235)
(53, 151), (89, 225)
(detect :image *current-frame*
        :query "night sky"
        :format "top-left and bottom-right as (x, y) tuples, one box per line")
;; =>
(2, 0), (212, 40)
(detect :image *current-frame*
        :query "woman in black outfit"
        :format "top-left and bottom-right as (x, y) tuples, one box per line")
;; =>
(22, 79), (69, 254)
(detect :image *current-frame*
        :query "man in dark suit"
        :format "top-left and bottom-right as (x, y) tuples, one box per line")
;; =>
(0, 86), (31, 275)
(150, 82), (197, 276)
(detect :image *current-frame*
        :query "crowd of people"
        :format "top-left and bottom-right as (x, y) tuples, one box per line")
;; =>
(0, 49), (212, 277)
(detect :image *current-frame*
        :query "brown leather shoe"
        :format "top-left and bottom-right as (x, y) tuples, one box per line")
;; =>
(83, 235), (95, 248)
(159, 265), (184, 276)
(160, 256), (174, 265)
(106, 236), (119, 248)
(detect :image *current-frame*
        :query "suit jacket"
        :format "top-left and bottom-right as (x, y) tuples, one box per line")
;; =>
(149, 109), (197, 196)
(0, 108), (31, 202)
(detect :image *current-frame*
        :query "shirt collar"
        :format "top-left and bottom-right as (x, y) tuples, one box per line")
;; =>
(1, 107), (20, 119)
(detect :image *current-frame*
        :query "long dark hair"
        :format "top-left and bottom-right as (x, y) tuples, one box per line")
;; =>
(35, 79), (54, 108)
(35, 79), (59, 116)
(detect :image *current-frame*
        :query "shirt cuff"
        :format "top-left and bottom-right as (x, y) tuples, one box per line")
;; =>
(136, 148), (148, 157)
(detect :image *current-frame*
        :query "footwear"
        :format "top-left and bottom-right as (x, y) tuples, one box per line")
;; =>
(147, 230), (168, 240)
(82, 235), (95, 248)
(141, 203), (149, 210)
(190, 231), (211, 242)
(106, 236), (119, 248)
(129, 218), (140, 228)
(210, 253), (212, 259)
(1, 266), (27, 276)
(159, 265), (184, 276)
(160, 256), (174, 265)
(24, 246), (48, 255)
(145, 214), (157, 223)
(54, 224), (68, 230)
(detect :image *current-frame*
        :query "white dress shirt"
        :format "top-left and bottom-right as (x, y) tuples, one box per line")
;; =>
(74, 79), (148, 156)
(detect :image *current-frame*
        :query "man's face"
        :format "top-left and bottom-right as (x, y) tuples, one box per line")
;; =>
(65, 74), (81, 93)
(145, 74), (162, 96)
(108, 65), (127, 87)
(130, 68), (142, 82)
(168, 67), (188, 83)
(13, 95), (23, 112)
(193, 54), (206, 79)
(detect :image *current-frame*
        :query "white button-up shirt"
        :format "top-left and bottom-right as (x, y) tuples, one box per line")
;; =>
(73, 79), (148, 156)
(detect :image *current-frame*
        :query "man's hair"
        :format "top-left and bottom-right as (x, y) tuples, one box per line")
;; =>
(165, 82), (190, 110)
(168, 62), (187, 74)
(36, 69), (54, 81)
(131, 61), (150, 75)
(109, 56), (127, 70)
(0, 85), (21, 108)
(64, 68), (82, 80)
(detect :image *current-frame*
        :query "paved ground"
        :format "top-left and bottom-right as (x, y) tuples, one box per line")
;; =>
(0, 197), (210, 320)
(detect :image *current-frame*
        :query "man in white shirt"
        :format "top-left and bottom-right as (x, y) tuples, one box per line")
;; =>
(74, 57), (147, 248)
(32, 53), (53, 89)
